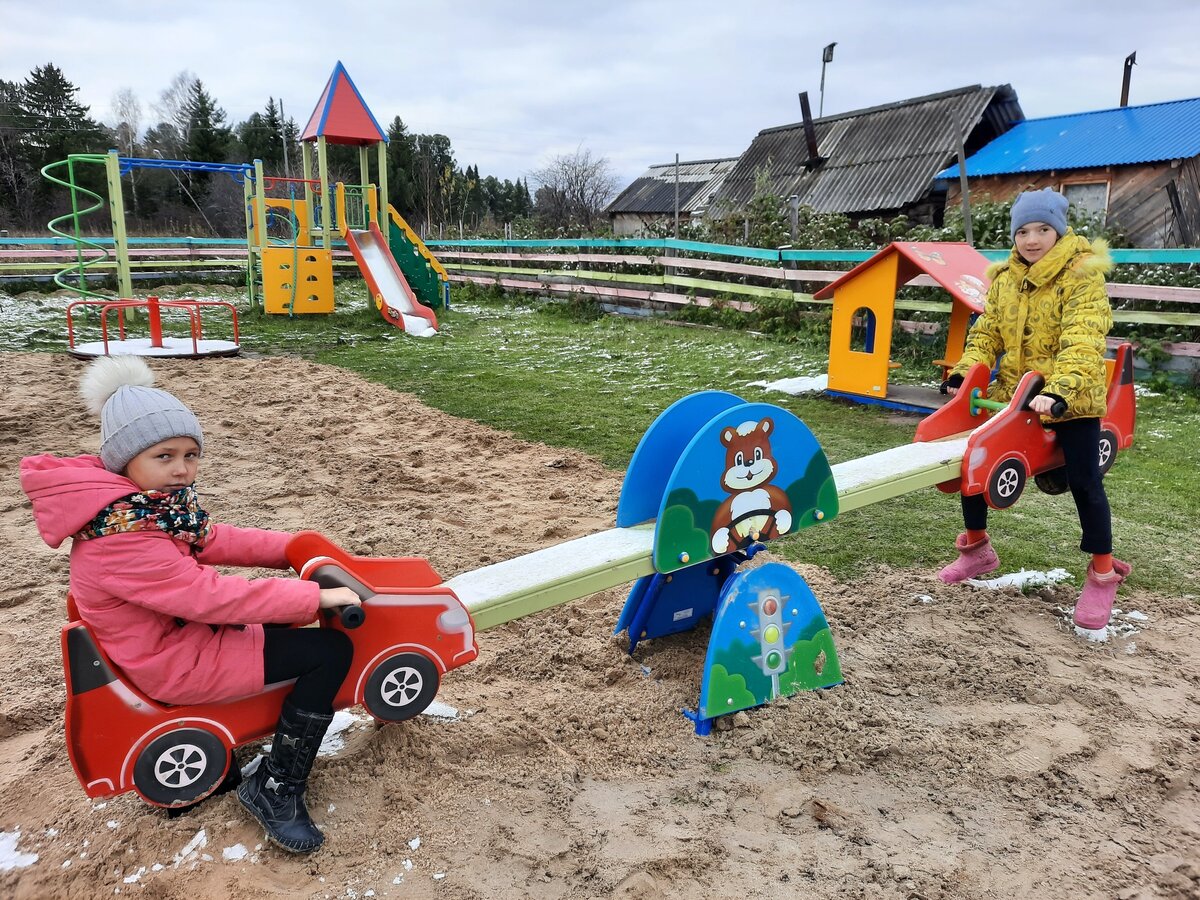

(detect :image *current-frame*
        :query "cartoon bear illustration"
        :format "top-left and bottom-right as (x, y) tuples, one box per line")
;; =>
(710, 417), (793, 555)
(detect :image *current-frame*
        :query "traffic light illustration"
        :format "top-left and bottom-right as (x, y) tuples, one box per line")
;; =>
(750, 588), (792, 692)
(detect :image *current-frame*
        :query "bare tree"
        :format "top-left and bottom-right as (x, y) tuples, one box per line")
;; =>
(529, 146), (617, 232)
(152, 71), (197, 156)
(111, 87), (142, 215)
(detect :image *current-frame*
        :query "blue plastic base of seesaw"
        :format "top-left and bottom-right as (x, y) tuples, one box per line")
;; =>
(617, 557), (844, 735)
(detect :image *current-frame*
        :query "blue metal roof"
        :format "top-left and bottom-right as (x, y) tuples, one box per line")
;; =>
(938, 97), (1200, 178)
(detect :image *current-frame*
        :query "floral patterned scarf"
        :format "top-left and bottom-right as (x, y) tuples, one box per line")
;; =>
(75, 485), (213, 548)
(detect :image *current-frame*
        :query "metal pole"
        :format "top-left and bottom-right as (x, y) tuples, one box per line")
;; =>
(954, 116), (974, 246)
(280, 99), (290, 177)
(674, 153), (680, 240)
(1120, 51), (1137, 107)
(819, 42), (836, 118)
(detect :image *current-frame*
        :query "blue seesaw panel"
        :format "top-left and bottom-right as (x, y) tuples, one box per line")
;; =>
(617, 391), (745, 528)
(652, 403), (838, 574)
(696, 562), (842, 726)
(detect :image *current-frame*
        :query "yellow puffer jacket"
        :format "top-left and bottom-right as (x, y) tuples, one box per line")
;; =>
(951, 230), (1113, 419)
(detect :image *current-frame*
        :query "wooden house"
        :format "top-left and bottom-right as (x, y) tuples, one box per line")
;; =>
(937, 97), (1200, 247)
(706, 85), (1024, 225)
(606, 158), (738, 236)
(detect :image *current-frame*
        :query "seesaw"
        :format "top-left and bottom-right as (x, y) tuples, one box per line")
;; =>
(58, 359), (1135, 808)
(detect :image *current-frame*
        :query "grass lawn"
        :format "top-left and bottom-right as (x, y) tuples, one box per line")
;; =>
(4, 280), (1198, 596)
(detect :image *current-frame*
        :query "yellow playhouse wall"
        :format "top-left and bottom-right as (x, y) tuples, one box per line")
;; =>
(262, 246), (334, 314)
(827, 254), (899, 398)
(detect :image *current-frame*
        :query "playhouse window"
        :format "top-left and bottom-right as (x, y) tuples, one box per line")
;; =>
(849, 307), (877, 354)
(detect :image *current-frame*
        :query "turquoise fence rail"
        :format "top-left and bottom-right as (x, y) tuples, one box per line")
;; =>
(425, 237), (1200, 266)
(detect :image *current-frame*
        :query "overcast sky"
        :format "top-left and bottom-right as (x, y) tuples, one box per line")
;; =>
(3, 0), (1197, 188)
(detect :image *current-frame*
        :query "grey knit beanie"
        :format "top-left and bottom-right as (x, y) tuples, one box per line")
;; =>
(80, 356), (204, 473)
(1010, 188), (1070, 240)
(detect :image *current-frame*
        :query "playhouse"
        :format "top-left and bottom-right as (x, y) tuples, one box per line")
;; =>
(814, 241), (991, 413)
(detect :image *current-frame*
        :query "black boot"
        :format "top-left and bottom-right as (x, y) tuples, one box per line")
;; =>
(237, 702), (333, 853)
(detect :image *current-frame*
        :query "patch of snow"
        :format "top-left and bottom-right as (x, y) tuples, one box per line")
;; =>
(833, 439), (969, 494)
(393, 875), (404, 885)
(318, 709), (365, 757)
(328, 803), (336, 813)
(967, 568), (1073, 591)
(422, 700), (458, 720)
(751, 374), (829, 395)
(222, 844), (249, 862)
(107, 820), (119, 829)
(408, 836), (421, 851)
(403, 858), (414, 870)
(0, 831), (38, 872)
(1124, 610), (1149, 621)
(915, 594), (933, 604)
(172, 829), (207, 868)
(123, 867), (146, 884)
(1074, 624), (1110, 643)
(433, 873), (446, 880)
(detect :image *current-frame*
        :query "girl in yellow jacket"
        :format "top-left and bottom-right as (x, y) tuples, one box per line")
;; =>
(938, 188), (1129, 634)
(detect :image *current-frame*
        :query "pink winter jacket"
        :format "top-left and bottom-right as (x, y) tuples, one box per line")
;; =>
(20, 454), (320, 704)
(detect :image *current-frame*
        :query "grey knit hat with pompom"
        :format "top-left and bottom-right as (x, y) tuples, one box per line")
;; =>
(80, 356), (204, 473)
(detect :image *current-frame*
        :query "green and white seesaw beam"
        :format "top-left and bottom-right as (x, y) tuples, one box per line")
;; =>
(444, 436), (969, 631)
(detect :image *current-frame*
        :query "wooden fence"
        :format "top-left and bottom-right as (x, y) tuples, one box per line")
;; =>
(426, 238), (1200, 360)
(4, 236), (1199, 360)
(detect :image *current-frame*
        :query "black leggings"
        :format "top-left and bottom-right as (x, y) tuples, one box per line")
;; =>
(961, 416), (1113, 554)
(262, 627), (354, 714)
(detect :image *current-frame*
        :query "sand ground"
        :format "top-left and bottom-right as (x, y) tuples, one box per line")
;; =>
(0, 352), (1197, 899)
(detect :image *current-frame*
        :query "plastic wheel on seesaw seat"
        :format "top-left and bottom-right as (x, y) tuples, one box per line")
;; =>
(1098, 428), (1119, 475)
(363, 653), (439, 722)
(132, 727), (229, 806)
(986, 457), (1027, 509)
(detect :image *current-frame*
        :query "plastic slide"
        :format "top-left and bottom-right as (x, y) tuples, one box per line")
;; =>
(344, 222), (439, 336)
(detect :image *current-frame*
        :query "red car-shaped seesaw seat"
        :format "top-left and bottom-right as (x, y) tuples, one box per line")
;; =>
(914, 342), (1136, 508)
(59, 531), (477, 809)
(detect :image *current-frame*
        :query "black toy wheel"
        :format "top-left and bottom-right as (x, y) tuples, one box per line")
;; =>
(986, 458), (1027, 509)
(1034, 466), (1070, 495)
(1098, 429), (1118, 475)
(364, 652), (439, 722)
(133, 728), (228, 807)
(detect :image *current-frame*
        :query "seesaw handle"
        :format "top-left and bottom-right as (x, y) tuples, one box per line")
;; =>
(308, 563), (369, 630)
(970, 391), (1068, 418)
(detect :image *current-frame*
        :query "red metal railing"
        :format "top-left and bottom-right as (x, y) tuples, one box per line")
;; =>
(65, 296), (240, 356)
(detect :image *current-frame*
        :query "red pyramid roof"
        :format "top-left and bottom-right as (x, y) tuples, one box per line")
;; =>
(301, 62), (388, 146)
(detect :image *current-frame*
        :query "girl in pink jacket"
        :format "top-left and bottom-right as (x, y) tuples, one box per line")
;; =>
(20, 356), (359, 854)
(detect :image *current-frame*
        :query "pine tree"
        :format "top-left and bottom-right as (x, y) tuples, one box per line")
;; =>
(183, 79), (232, 164)
(20, 64), (109, 165)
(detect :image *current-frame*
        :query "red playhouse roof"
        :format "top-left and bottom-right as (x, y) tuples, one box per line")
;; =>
(813, 241), (989, 313)
(301, 61), (388, 146)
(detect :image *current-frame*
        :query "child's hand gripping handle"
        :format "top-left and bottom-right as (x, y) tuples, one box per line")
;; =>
(309, 565), (368, 629)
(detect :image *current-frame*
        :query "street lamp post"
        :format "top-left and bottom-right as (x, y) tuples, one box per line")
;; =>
(819, 42), (837, 117)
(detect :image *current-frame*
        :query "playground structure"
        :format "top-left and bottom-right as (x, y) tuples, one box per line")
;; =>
(64, 295), (240, 359)
(40, 62), (448, 355)
(814, 241), (991, 413)
(57, 360), (1140, 809)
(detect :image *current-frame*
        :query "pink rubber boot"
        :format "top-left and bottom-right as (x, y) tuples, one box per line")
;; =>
(1072, 559), (1132, 631)
(938, 533), (1000, 584)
